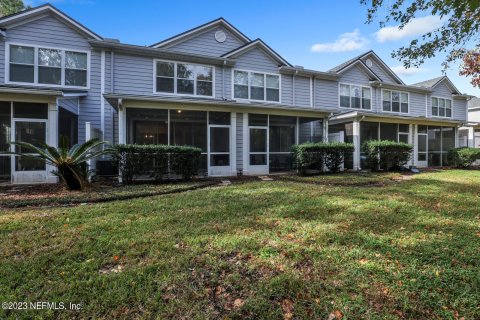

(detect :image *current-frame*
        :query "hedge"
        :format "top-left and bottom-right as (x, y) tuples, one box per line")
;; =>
(362, 140), (413, 171)
(447, 147), (480, 168)
(112, 144), (202, 184)
(292, 142), (354, 175)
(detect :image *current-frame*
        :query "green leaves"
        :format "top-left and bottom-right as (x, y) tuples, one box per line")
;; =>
(447, 147), (480, 168)
(362, 140), (413, 171)
(292, 142), (355, 175)
(112, 144), (202, 183)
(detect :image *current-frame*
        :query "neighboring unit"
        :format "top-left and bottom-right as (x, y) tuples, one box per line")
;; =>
(0, 4), (472, 184)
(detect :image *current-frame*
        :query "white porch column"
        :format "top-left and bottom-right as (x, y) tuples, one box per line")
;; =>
(118, 106), (126, 144)
(411, 124), (417, 167)
(353, 119), (360, 171)
(46, 101), (59, 183)
(242, 113), (248, 175)
(468, 127), (475, 147)
(230, 112), (237, 176)
(323, 116), (329, 142)
(455, 127), (459, 148)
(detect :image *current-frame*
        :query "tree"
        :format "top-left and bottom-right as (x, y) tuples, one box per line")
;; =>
(362, 0), (480, 87)
(460, 48), (480, 87)
(9, 138), (111, 191)
(0, 0), (27, 17)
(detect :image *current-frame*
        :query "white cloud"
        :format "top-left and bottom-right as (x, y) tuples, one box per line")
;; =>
(311, 29), (369, 53)
(375, 15), (446, 43)
(390, 65), (427, 76)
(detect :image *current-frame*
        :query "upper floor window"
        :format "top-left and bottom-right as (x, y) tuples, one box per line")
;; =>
(432, 97), (452, 117)
(383, 90), (408, 113)
(8, 44), (88, 88)
(233, 70), (280, 102)
(155, 60), (213, 96)
(339, 83), (371, 109)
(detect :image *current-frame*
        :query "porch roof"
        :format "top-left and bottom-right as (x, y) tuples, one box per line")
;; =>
(103, 92), (339, 115)
(329, 110), (466, 126)
(0, 85), (88, 97)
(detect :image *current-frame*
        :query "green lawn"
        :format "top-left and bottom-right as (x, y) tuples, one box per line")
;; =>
(1, 170), (479, 319)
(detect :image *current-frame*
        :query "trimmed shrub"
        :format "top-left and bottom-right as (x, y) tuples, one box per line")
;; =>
(447, 147), (480, 168)
(292, 142), (354, 175)
(362, 140), (413, 171)
(112, 144), (202, 184)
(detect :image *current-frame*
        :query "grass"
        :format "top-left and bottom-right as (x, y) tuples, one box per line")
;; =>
(0, 170), (479, 319)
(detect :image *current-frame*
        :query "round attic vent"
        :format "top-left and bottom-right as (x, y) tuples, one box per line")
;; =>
(215, 30), (227, 43)
(366, 58), (373, 67)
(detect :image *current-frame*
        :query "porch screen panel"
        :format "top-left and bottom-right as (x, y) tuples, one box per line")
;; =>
(170, 110), (207, 170)
(298, 118), (323, 143)
(15, 121), (46, 171)
(0, 102), (10, 181)
(379, 123), (398, 141)
(360, 122), (379, 169)
(441, 127), (455, 165)
(269, 115), (296, 172)
(126, 108), (168, 145)
(428, 126), (442, 166)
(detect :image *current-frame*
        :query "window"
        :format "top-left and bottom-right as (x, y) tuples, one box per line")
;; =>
(10, 45), (34, 83)
(155, 61), (213, 96)
(432, 97), (452, 118)
(383, 90), (408, 113)
(339, 84), (371, 109)
(65, 51), (88, 87)
(8, 44), (88, 88)
(38, 48), (61, 85)
(233, 70), (280, 102)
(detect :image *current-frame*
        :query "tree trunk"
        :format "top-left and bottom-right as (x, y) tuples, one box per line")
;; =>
(59, 165), (82, 191)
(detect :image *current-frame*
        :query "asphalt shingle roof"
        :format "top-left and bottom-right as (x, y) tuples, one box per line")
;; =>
(411, 76), (445, 88)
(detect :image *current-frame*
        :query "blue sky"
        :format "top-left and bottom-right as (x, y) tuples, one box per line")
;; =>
(27, 0), (478, 95)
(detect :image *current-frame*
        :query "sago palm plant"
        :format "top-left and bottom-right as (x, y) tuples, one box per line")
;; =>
(9, 137), (111, 190)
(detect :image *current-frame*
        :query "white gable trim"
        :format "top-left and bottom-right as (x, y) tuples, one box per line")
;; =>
(0, 4), (102, 40)
(151, 18), (250, 48)
(222, 39), (291, 67)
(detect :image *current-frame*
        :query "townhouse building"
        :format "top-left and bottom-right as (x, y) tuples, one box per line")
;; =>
(0, 4), (471, 184)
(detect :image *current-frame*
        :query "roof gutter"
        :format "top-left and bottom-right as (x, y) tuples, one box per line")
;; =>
(369, 80), (433, 93)
(279, 66), (339, 80)
(88, 40), (237, 67)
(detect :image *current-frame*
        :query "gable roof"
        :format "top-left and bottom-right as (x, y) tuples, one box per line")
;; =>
(0, 3), (102, 40)
(329, 50), (405, 85)
(221, 38), (292, 67)
(411, 76), (461, 94)
(468, 97), (480, 109)
(151, 17), (250, 48)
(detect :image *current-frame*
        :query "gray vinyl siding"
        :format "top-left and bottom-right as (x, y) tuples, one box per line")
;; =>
(5, 15), (90, 50)
(339, 66), (371, 85)
(294, 75), (310, 107)
(224, 67), (232, 99)
(234, 47), (279, 74)
(314, 78), (338, 109)
(78, 49), (102, 143)
(453, 99), (467, 122)
(409, 92), (426, 117)
(58, 97), (78, 115)
(0, 41), (4, 83)
(361, 56), (398, 84)
(164, 26), (246, 57)
(281, 75), (293, 105)
(236, 113), (243, 170)
(430, 81), (467, 122)
(114, 53), (153, 95)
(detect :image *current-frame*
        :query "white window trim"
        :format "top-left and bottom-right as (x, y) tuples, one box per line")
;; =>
(381, 89), (410, 115)
(5, 42), (90, 89)
(232, 69), (281, 104)
(338, 82), (372, 110)
(153, 59), (215, 98)
(431, 96), (453, 118)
